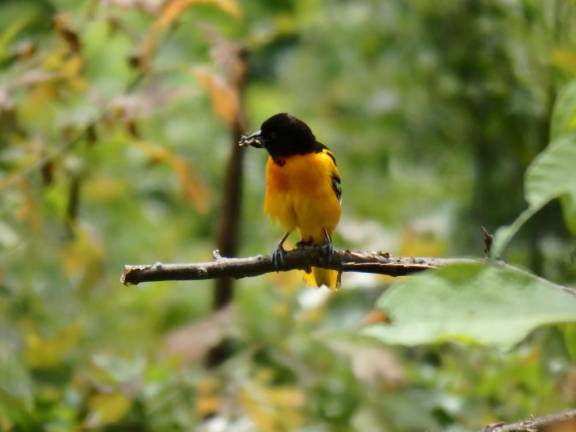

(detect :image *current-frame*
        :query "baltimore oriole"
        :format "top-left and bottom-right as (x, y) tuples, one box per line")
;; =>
(239, 113), (342, 289)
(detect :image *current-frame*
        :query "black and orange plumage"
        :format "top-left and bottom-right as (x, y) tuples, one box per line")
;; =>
(240, 113), (342, 289)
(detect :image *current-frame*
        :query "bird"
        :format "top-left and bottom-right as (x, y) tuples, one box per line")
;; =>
(239, 113), (342, 289)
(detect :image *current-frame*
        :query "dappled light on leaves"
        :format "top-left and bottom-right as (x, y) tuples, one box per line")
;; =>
(133, 140), (210, 213)
(138, 0), (241, 69)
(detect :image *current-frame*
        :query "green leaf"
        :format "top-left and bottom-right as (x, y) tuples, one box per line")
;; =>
(551, 81), (576, 138)
(0, 351), (34, 426)
(363, 263), (576, 349)
(563, 324), (576, 362)
(493, 80), (576, 256)
(560, 194), (576, 233)
(524, 134), (576, 208)
(493, 133), (576, 255)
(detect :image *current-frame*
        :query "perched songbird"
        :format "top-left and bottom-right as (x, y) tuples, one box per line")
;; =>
(239, 113), (342, 289)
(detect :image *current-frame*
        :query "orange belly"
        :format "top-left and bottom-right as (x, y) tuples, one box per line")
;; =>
(264, 152), (341, 244)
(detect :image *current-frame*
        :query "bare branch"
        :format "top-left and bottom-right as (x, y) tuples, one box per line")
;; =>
(121, 247), (479, 285)
(483, 408), (576, 432)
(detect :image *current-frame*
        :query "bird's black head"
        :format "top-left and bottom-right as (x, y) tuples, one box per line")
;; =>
(239, 113), (317, 157)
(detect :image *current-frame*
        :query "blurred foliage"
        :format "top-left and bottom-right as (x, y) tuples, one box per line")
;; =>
(1, 0), (576, 430)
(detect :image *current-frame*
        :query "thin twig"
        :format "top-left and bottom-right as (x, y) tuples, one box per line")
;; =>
(121, 248), (478, 285)
(483, 408), (576, 432)
(481, 226), (494, 257)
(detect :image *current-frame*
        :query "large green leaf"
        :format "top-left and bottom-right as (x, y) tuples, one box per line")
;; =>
(493, 80), (576, 256)
(524, 134), (576, 208)
(493, 133), (576, 256)
(551, 81), (576, 139)
(363, 263), (576, 348)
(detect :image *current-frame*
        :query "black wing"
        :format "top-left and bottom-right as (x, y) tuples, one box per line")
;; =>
(332, 174), (342, 204)
(315, 142), (341, 203)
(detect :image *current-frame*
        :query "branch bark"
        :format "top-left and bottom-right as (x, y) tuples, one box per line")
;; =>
(483, 408), (576, 432)
(122, 248), (478, 285)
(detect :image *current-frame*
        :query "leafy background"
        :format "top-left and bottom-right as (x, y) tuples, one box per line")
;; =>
(1, 0), (576, 430)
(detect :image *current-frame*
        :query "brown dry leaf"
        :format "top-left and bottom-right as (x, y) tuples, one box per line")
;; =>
(132, 140), (210, 213)
(351, 347), (405, 389)
(52, 14), (81, 52)
(192, 67), (240, 126)
(164, 306), (235, 364)
(139, 0), (241, 69)
(170, 155), (210, 213)
(330, 342), (405, 389)
(362, 309), (392, 325)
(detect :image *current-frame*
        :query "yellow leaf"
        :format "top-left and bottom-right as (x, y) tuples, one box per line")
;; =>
(210, 0), (242, 18)
(84, 177), (129, 202)
(60, 55), (83, 78)
(24, 322), (82, 369)
(158, 0), (190, 28)
(239, 378), (304, 432)
(0, 16), (31, 59)
(60, 55), (86, 91)
(132, 141), (210, 213)
(398, 227), (444, 258)
(60, 225), (104, 293)
(195, 395), (220, 417)
(551, 48), (576, 74)
(85, 392), (132, 429)
(192, 67), (240, 126)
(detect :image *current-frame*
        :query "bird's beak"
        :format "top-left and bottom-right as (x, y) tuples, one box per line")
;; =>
(239, 130), (264, 148)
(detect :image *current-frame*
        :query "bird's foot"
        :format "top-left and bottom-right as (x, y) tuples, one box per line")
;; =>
(321, 228), (334, 262)
(272, 244), (287, 270)
(296, 239), (313, 249)
(272, 231), (291, 270)
(320, 240), (334, 262)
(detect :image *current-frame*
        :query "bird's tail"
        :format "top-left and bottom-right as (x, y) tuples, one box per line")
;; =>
(300, 230), (340, 289)
(302, 266), (340, 289)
